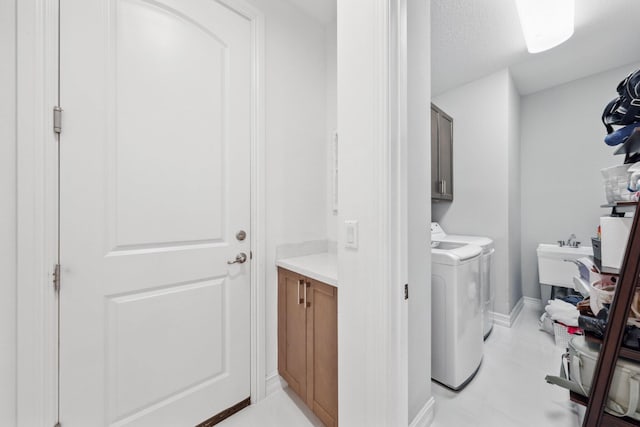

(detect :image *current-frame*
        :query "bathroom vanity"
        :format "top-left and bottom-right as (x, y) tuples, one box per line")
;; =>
(276, 253), (338, 426)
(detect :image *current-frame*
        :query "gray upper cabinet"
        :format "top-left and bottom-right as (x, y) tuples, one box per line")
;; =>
(431, 103), (453, 201)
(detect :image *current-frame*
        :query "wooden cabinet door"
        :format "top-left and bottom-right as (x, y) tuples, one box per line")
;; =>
(278, 268), (308, 400)
(437, 112), (454, 200)
(431, 106), (440, 197)
(306, 279), (338, 427)
(431, 103), (454, 201)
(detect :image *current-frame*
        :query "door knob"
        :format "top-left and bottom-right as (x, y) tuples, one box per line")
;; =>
(227, 252), (248, 264)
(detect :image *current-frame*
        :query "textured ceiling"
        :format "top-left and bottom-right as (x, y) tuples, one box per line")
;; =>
(284, 0), (336, 25)
(432, 0), (640, 96)
(283, 0), (640, 95)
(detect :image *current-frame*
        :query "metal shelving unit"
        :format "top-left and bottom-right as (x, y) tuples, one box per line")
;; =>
(573, 200), (640, 426)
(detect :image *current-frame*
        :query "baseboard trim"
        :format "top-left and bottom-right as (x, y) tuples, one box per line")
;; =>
(409, 396), (435, 427)
(265, 372), (286, 397)
(523, 296), (542, 310)
(491, 297), (524, 328)
(491, 311), (511, 328)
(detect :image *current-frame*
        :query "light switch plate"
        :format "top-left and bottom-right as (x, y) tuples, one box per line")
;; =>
(345, 220), (358, 249)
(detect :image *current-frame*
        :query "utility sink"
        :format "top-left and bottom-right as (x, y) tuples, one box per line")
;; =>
(537, 244), (593, 287)
(537, 243), (593, 303)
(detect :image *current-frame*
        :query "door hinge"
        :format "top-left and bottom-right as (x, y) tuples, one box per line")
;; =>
(53, 263), (61, 292)
(404, 283), (409, 300)
(53, 106), (63, 134)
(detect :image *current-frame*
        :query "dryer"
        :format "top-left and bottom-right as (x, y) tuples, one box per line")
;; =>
(431, 241), (483, 390)
(431, 222), (495, 339)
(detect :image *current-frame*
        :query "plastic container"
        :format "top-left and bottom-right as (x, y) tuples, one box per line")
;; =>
(589, 279), (640, 327)
(589, 280), (616, 316)
(591, 237), (602, 262)
(600, 216), (633, 269)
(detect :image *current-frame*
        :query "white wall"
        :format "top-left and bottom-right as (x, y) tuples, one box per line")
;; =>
(0, 0), (17, 425)
(507, 74), (522, 310)
(432, 69), (520, 316)
(325, 20), (338, 243)
(337, 0), (411, 424)
(337, 2), (385, 420)
(407, 0), (432, 423)
(520, 62), (640, 300)
(250, 0), (330, 386)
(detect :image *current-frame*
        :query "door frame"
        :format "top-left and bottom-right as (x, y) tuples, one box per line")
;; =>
(15, 1), (266, 425)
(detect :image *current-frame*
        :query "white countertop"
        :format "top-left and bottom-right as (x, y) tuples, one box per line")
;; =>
(276, 252), (338, 287)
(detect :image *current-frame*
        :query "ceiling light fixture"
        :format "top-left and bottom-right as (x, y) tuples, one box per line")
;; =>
(515, 0), (575, 54)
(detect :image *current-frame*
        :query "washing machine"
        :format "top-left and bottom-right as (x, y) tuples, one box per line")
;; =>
(431, 241), (483, 390)
(431, 222), (495, 339)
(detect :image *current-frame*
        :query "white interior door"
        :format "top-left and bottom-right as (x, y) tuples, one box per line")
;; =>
(59, 0), (252, 425)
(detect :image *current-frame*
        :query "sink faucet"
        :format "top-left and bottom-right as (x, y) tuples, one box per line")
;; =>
(567, 234), (580, 248)
(558, 234), (580, 248)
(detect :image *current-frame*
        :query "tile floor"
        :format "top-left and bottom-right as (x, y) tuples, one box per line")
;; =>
(430, 303), (584, 427)
(219, 303), (584, 426)
(218, 386), (323, 427)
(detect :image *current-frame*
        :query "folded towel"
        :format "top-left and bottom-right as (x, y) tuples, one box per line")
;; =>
(545, 298), (580, 326)
(551, 313), (580, 327)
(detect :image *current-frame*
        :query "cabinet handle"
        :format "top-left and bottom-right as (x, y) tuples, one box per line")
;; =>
(305, 281), (310, 308)
(298, 279), (304, 304)
(442, 179), (446, 195)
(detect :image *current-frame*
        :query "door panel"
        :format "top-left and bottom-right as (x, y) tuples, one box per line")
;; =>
(431, 105), (454, 201)
(306, 280), (338, 427)
(277, 268), (307, 400)
(107, 279), (225, 419)
(437, 113), (453, 200)
(430, 107), (439, 196)
(60, 0), (253, 425)
(114, 0), (228, 248)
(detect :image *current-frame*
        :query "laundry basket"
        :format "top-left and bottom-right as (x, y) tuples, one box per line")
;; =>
(553, 322), (582, 348)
